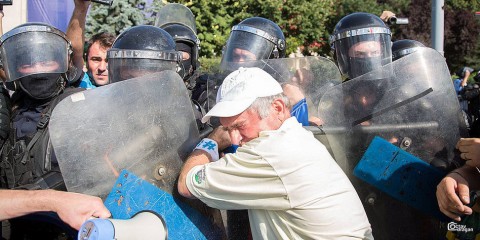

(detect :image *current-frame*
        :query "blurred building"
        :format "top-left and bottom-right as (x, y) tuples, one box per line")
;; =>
(3, 0), (75, 33)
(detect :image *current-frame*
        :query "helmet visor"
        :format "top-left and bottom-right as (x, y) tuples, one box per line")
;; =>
(220, 31), (275, 67)
(155, 3), (197, 34)
(1, 32), (68, 82)
(334, 33), (391, 79)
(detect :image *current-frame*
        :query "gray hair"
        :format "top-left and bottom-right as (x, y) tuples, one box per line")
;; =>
(249, 93), (290, 119)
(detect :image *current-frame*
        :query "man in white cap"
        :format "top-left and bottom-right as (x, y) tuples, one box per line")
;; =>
(178, 67), (373, 239)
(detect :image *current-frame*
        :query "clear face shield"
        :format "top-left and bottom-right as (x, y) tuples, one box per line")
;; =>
(220, 25), (284, 72)
(107, 49), (181, 83)
(0, 30), (69, 83)
(154, 3), (197, 34)
(331, 27), (392, 80)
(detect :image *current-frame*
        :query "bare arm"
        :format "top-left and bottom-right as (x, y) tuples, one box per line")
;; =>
(66, 0), (90, 71)
(0, 189), (110, 230)
(178, 127), (231, 198)
(461, 70), (471, 87)
(177, 150), (211, 198)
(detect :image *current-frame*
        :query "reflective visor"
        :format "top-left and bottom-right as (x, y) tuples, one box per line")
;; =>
(1, 31), (68, 82)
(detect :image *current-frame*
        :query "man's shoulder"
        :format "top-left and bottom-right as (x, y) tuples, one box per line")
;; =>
(78, 73), (96, 89)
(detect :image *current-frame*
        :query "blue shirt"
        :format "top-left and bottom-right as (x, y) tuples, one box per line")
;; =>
(78, 73), (97, 89)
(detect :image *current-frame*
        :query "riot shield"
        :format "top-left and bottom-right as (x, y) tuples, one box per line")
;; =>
(317, 48), (467, 239)
(220, 56), (342, 122)
(50, 70), (199, 198)
(155, 3), (197, 34)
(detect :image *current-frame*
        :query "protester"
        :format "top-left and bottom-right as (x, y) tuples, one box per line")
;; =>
(178, 67), (373, 239)
(66, 0), (115, 88)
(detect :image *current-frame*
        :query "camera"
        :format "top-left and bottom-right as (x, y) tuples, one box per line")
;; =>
(387, 16), (409, 25)
(89, 0), (113, 6)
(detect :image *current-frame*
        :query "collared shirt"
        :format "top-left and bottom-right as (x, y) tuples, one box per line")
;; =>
(187, 117), (373, 240)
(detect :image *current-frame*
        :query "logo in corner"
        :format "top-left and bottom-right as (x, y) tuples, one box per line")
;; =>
(447, 222), (473, 233)
(194, 168), (205, 185)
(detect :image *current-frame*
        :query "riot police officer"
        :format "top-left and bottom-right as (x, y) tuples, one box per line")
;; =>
(330, 12), (392, 80)
(105, 26), (224, 236)
(329, 12), (446, 240)
(107, 25), (182, 83)
(193, 17), (287, 115)
(107, 25), (211, 132)
(0, 22), (84, 239)
(219, 17), (286, 73)
(155, 3), (201, 93)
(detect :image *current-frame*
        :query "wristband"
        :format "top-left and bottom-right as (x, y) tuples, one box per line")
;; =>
(194, 138), (219, 162)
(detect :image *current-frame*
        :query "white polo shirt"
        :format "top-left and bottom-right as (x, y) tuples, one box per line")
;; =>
(186, 117), (373, 239)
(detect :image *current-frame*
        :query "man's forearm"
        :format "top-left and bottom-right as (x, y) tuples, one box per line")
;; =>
(177, 150), (211, 198)
(66, 3), (89, 70)
(454, 165), (480, 190)
(0, 190), (56, 220)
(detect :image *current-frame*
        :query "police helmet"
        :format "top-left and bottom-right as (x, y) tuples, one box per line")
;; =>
(220, 17), (286, 71)
(330, 12), (392, 80)
(107, 25), (182, 83)
(392, 39), (425, 61)
(162, 24), (200, 80)
(155, 3), (200, 80)
(0, 22), (72, 99)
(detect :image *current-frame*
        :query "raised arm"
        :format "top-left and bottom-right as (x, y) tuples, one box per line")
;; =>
(66, 0), (91, 71)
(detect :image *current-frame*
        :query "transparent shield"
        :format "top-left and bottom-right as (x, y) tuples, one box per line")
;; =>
(50, 70), (199, 198)
(219, 56), (342, 122)
(155, 3), (197, 34)
(317, 47), (467, 239)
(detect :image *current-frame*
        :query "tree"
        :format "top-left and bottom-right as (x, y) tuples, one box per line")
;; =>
(393, 0), (480, 71)
(186, 0), (234, 58)
(86, 0), (147, 38)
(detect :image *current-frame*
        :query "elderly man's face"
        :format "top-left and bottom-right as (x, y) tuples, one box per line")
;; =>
(219, 100), (288, 145)
(348, 41), (381, 58)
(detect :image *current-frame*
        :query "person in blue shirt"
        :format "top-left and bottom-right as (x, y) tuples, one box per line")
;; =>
(67, 0), (115, 89)
(454, 66), (474, 112)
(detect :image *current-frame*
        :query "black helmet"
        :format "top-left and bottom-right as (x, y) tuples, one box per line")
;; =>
(220, 17), (286, 71)
(107, 25), (182, 83)
(0, 22), (72, 99)
(392, 39), (425, 61)
(330, 12), (392, 80)
(155, 3), (200, 81)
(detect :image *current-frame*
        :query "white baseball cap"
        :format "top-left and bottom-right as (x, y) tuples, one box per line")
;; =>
(201, 67), (283, 123)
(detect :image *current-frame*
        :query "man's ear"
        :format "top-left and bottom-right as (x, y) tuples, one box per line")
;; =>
(272, 98), (287, 114)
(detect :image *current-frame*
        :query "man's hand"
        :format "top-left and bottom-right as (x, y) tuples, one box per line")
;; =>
(457, 138), (480, 167)
(436, 172), (472, 221)
(51, 190), (111, 230)
(208, 126), (232, 150)
(380, 11), (395, 23)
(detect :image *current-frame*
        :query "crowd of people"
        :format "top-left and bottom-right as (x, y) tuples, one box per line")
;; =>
(0, 1), (477, 239)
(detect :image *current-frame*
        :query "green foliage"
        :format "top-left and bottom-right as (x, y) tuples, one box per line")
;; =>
(185, 0), (234, 58)
(85, 0), (147, 39)
(198, 56), (222, 73)
(145, 0), (167, 25)
(84, 0), (480, 69)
